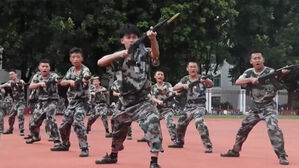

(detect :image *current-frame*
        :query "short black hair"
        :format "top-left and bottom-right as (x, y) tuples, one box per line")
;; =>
(9, 69), (16, 73)
(69, 47), (83, 56)
(119, 24), (140, 38)
(187, 61), (198, 67)
(39, 59), (50, 64)
(155, 70), (164, 75)
(249, 50), (264, 58)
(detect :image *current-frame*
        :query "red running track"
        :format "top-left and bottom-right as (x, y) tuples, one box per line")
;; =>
(0, 115), (298, 168)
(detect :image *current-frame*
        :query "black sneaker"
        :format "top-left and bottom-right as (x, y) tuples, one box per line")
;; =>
(48, 137), (54, 142)
(50, 144), (70, 151)
(19, 130), (25, 136)
(205, 147), (213, 153)
(24, 135), (32, 139)
(150, 162), (161, 168)
(127, 135), (132, 140)
(220, 149), (240, 157)
(137, 137), (147, 142)
(26, 137), (41, 144)
(79, 148), (89, 157)
(86, 126), (91, 134)
(3, 129), (13, 134)
(279, 155), (289, 165)
(95, 153), (117, 164)
(105, 132), (112, 138)
(168, 142), (184, 148)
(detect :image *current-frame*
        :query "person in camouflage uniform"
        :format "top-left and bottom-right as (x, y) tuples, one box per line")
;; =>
(4, 94), (13, 115)
(25, 79), (58, 142)
(1, 94), (14, 133)
(24, 59), (62, 149)
(151, 70), (177, 144)
(24, 89), (38, 139)
(0, 88), (6, 133)
(86, 76), (112, 137)
(1, 70), (26, 136)
(51, 47), (90, 157)
(95, 24), (163, 168)
(220, 52), (289, 165)
(168, 62), (213, 154)
(110, 80), (132, 140)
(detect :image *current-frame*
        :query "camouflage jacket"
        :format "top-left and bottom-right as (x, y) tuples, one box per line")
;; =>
(31, 72), (59, 101)
(177, 75), (206, 103)
(110, 47), (159, 107)
(111, 80), (121, 93)
(151, 82), (173, 101)
(3, 94), (13, 109)
(238, 67), (277, 104)
(0, 90), (5, 108)
(64, 65), (91, 106)
(5, 79), (25, 102)
(90, 85), (108, 104)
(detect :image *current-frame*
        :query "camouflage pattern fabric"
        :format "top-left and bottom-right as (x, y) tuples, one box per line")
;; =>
(151, 82), (173, 103)
(231, 67), (287, 158)
(63, 65), (91, 109)
(28, 72), (61, 141)
(7, 101), (25, 132)
(238, 67), (277, 104)
(176, 104), (212, 149)
(111, 99), (163, 153)
(174, 75), (212, 149)
(151, 82), (177, 142)
(110, 47), (158, 107)
(59, 101), (89, 149)
(59, 65), (90, 149)
(87, 85), (110, 131)
(5, 79), (26, 101)
(0, 92), (6, 132)
(31, 72), (60, 101)
(158, 108), (176, 142)
(5, 79), (26, 132)
(29, 100), (60, 141)
(3, 95), (13, 114)
(178, 75), (206, 102)
(87, 104), (109, 132)
(108, 46), (163, 153)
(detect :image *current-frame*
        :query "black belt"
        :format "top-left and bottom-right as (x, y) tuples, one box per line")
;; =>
(187, 99), (206, 104)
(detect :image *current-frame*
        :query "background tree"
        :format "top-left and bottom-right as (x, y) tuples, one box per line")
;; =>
(228, 0), (299, 110)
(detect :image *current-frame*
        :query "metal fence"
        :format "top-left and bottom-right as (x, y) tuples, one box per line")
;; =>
(206, 89), (299, 115)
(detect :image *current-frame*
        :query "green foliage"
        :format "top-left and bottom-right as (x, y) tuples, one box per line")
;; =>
(0, 0), (238, 84)
(1, 0), (298, 92)
(228, 0), (299, 84)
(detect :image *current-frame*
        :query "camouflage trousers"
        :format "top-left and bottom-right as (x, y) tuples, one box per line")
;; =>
(29, 100), (60, 142)
(0, 107), (6, 132)
(59, 101), (88, 149)
(111, 99), (163, 153)
(87, 104), (110, 132)
(176, 104), (212, 149)
(158, 107), (176, 142)
(8, 101), (25, 132)
(232, 102), (287, 158)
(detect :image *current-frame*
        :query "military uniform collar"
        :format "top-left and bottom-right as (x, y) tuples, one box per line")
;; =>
(253, 66), (266, 75)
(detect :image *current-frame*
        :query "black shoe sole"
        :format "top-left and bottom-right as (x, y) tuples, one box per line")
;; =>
(26, 139), (41, 144)
(95, 161), (117, 164)
(220, 154), (239, 157)
(79, 154), (89, 157)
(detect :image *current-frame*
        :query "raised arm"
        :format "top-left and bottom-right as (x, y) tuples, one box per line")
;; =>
(147, 30), (159, 60)
(97, 50), (128, 67)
